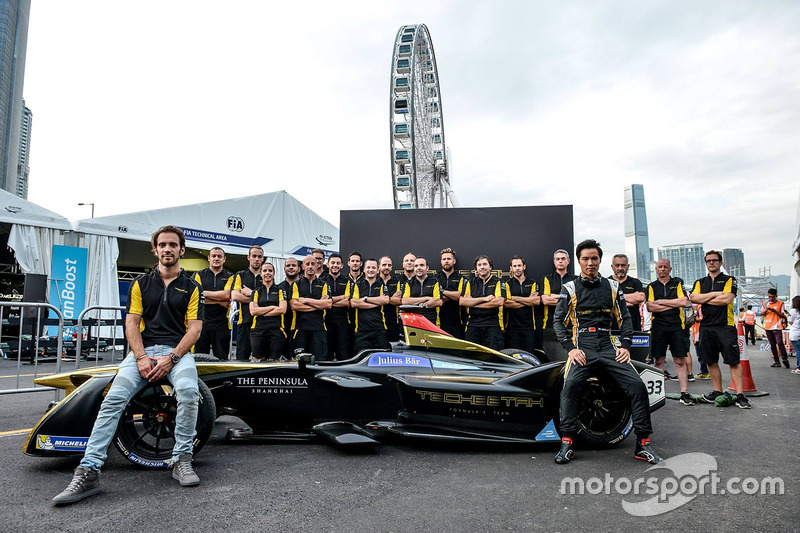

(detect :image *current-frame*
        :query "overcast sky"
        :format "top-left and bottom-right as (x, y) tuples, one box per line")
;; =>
(22, 1), (800, 277)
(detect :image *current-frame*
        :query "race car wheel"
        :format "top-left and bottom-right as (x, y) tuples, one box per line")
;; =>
(113, 379), (216, 468)
(575, 376), (633, 447)
(500, 348), (545, 366)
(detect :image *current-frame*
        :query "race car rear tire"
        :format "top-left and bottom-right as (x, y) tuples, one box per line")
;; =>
(575, 375), (633, 447)
(500, 348), (545, 366)
(113, 379), (216, 468)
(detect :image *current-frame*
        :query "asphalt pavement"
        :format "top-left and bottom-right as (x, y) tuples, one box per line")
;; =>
(0, 346), (797, 532)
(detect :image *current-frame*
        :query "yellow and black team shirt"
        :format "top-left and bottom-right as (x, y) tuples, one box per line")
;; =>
(461, 275), (506, 329)
(611, 275), (645, 331)
(232, 269), (261, 324)
(291, 276), (329, 331)
(251, 283), (286, 331)
(692, 274), (737, 327)
(505, 276), (537, 330)
(278, 280), (297, 331)
(325, 274), (350, 326)
(379, 276), (402, 328)
(193, 268), (233, 330)
(646, 277), (687, 331)
(542, 272), (577, 328)
(127, 268), (204, 348)
(437, 271), (465, 327)
(402, 275), (442, 325)
(350, 278), (386, 332)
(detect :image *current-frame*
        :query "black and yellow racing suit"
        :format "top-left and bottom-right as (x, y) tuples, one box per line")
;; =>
(553, 275), (652, 440)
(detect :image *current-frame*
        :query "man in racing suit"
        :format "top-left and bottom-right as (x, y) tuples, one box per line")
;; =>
(553, 239), (662, 465)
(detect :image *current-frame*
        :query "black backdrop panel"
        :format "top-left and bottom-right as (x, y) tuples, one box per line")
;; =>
(340, 206), (574, 280)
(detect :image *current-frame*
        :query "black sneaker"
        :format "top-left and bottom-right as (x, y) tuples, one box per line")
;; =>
(634, 438), (663, 464)
(734, 394), (752, 409)
(679, 392), (695, 406)
(52, 466), (101, 506)
(663, 371), (673, 380)
(699, 390), (723, 404)
(783, 360), (790, 368)
(770, 362), (782, 368)
(554, 437), (574, 464)
(687, 374), (695, 382)
(172, 454), (200, 486)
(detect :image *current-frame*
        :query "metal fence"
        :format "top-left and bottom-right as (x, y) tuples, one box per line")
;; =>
(0, 302), (128, 396)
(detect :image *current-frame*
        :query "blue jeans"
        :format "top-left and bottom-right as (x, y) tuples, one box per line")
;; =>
(79, 345), (199, 471)
(792, 339), (800, 369)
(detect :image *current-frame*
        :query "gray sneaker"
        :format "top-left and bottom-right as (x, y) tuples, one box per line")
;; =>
(172, 454), (200, 486)
(52, 466), (100, 506)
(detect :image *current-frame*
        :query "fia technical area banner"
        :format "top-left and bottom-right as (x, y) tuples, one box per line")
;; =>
(340, 205), (574, 280)
(48, 245), (88, 333)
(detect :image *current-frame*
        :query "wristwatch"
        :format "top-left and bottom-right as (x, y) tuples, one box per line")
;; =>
(169, 353), (181, 365)
(363, 296), (368, 302)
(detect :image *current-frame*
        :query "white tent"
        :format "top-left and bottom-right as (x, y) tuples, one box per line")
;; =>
(0, 188), (72, 276)
(74, 190), (339, 264)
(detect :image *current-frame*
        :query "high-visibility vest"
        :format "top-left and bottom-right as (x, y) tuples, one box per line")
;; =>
(743, 310), (757, 325)
(762, 300), (786, 330)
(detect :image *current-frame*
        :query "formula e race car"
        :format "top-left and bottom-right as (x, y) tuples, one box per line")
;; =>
(24, 309), (666, 468)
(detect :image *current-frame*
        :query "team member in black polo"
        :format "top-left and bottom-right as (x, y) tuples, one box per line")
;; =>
(349, 258), (390, 352)
(610, 254), (646, 331)
(540, 249), (577, 352)
(504, 255), (540, 353)
(325, 254), (352, 361)
(437, 247), (465, 338)
(460, 255), (506, 351)
(379, 256), (403, 342)
(278, 257), (300, 357)
(690, 250), (750, 409)
(290, 255), (332, 360)
(231, 245), (264, 360)
(193, 247), (233, 360)
(402, 257), (442, 326)
(249, 262), (287, 362)
(646, 258), (692, 405)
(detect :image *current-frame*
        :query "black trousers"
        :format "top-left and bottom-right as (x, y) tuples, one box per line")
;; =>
(292, 329), (328, 361)
(354, 329), (389, 354)
(236, 320), (253, 360)
(441, 321), (465, 339)
(505, 327), (535, 353)
(465, 325), (504, 351)
(195, 326), (230, 360)
(744, 324), (756, 345)
(250, 328), (286, 360)
(326, 322), (352, 361)
(559, 334), (652, 440)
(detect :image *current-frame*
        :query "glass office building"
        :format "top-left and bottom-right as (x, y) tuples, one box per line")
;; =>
(658, 243), (705, 285)
(624, 184), (653, 281)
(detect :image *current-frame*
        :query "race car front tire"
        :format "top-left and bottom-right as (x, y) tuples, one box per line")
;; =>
(574, 375), (633, 447)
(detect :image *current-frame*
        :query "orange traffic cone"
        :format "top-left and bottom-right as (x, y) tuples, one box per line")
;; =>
(728, 333), (769, 397)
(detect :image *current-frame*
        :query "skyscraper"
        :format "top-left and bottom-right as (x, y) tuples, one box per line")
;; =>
(658, 243), (705, 285)
(16, 101), (31, 198)
(0, 0), (31, 198)
(624, 184), (652, 281)
(723, 248), (745, 277)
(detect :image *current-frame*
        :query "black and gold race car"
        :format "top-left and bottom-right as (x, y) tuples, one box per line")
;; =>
(24, 309), (666, 468)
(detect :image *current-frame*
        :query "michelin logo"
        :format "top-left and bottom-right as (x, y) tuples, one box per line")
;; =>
(632, 336), (649, 347)
(36, 435), (89, 451)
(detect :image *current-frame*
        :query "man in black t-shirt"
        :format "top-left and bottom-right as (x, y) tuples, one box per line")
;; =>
(610, 254), (645, 331)
(290, 255), (332, 360)
(193, 247), (233, 360)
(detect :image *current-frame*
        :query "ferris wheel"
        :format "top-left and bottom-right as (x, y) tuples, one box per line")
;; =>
(390, 24), (457, 209)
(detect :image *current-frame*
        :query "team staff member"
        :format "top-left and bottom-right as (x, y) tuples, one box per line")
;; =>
(437, 247), (465, 338)
(349, 258), (390, 352)
(646, 259), (692, 405)
(540, 249), (577, 352)
(278, 257), (300, 357)
(690, 250), (750, 408)
(610, 254), (646, 331)
(193, 247), (233, 360)
(249, 262), (287, 362)
(460, 255), (506, 351)
(761, 288), (789, 368)
(379, 256), (403, 342)
(231, 245), (264, 360)
(742, 305), (757, 346)
(504, 255), (540, 353)
(553, 239), (661, 465)
(53, 226), (204, 505)
(402, 257), (442, 326)
(290, 255), (332, 360)
(325, 254), (352, 361)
